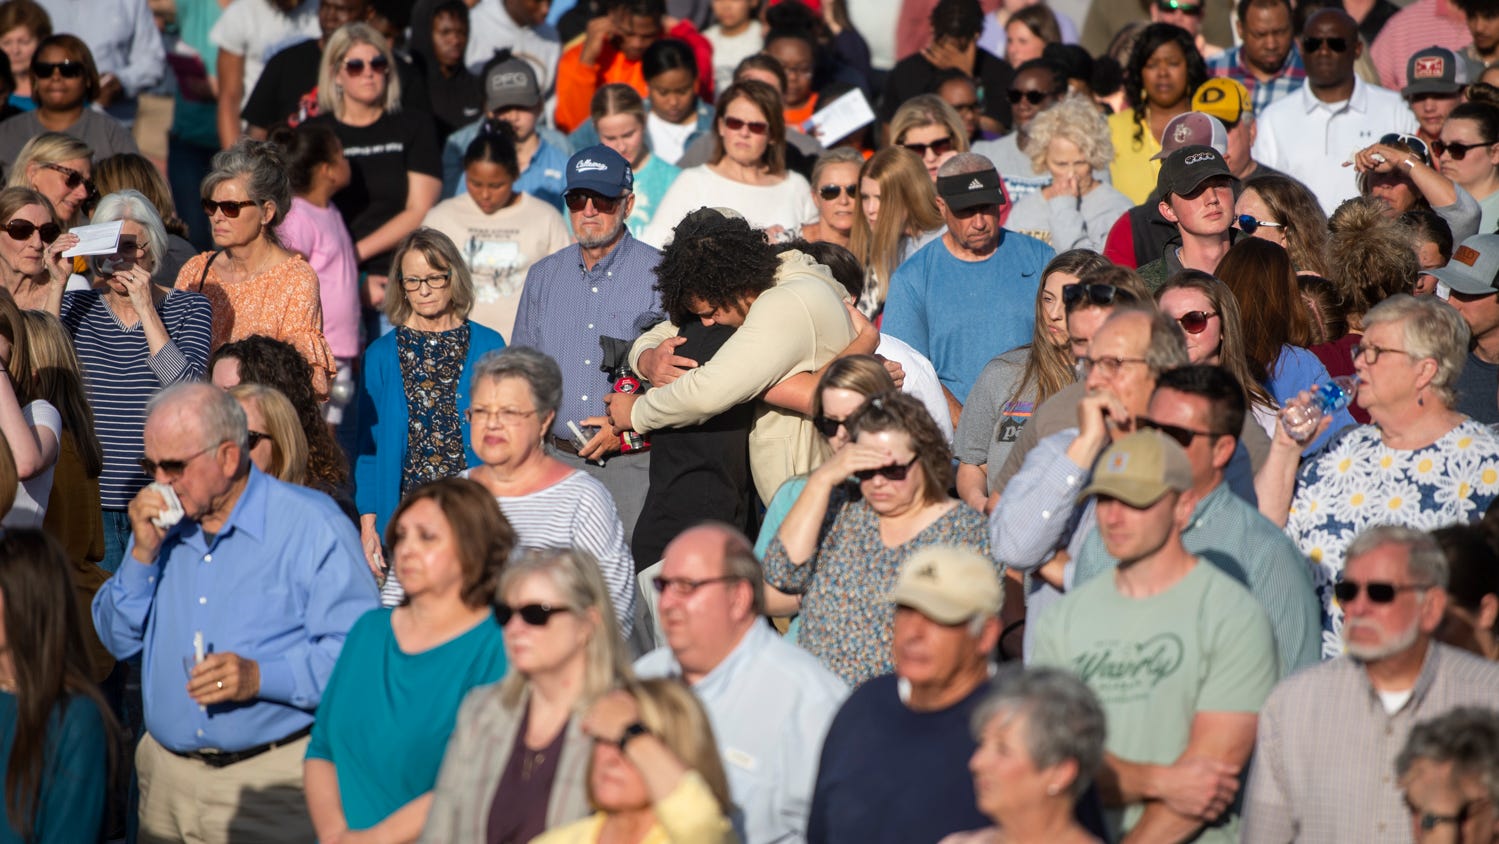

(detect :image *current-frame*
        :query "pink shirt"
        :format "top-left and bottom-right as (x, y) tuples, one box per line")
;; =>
(1370, 0), (1472, 91)
(280, 196), (361, 359)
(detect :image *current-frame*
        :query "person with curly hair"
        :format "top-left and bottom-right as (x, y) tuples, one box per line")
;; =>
(1108, 23), (1207, 205)
(1007, 94), (1132, 251)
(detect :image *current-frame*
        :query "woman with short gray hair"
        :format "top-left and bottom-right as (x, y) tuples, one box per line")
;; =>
(174, 139), (337, 399)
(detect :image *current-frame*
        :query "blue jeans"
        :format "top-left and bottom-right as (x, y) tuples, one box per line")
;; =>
(101, 508), (133, 574)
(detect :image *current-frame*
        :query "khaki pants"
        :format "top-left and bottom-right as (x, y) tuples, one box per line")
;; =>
(136, 731), (315, 844)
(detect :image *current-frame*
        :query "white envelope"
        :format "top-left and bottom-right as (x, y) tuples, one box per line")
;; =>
(60, 221), (124, 258)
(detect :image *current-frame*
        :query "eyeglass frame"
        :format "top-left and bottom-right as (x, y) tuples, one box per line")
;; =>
(651, 575), (745, 596)
(1351, 342), (1413, 365)
(399, 272), (452, 291)
(139, 442), (219, 479)
(1078, 355), (1150, 378)
(466, 405), (540, 426)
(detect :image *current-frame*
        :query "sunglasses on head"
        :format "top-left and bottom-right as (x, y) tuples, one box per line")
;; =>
(854, 454), (919, 482)
(43, 163), (94, 195)
(563, 190), (622, 213)
(1302, 36), (1349, 53)
(1062, 282), (1135, 310)
(2, 218), (60, 244)
(902, 136), (955, 157)
(1381, 133), (1430, 164)
(1008, 89), (1053, 105)
(1332, 579), (1431, 604)
(201, 198), (259, 218)
(1138, 417), (1223, 448)
(1175, 309), (1218, 334)
(32, 59), (84, 79)
(818, 183), (857, 200)
(492, 602), (572, 626)
(1155, 0), (1203, 14)
(1234, 214), (1284, 235)
(812, 414), (846, 438)
(343, 55), (390, 75)
(1431, 138), (1495, 160)
(722, 115), (769, 135)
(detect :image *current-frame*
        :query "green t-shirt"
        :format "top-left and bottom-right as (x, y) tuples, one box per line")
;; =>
(1033, 560), (1277, 842)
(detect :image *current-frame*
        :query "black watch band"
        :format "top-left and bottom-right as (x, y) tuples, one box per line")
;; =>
(617, 721), (650, 751)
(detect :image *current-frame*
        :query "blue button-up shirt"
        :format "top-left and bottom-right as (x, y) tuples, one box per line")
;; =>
(511, 232), (664, 440)
(92, 467), (378, 753)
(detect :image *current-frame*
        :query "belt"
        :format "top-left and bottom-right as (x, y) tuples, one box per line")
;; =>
(172, 725), (312, 769)
(548, 434), (580, 456)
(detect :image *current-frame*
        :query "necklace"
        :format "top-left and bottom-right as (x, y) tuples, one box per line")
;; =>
(520, 747), (547, 781)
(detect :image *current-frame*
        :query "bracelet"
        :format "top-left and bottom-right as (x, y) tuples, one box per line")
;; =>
(1402, 158), (1415, 169)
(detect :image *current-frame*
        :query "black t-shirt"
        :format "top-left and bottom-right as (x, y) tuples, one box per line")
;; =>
(307, 110), (443, 276)
(412, 54), (485, 143)
(243, 41), (433, 131)
(879, 48), (1013, 133)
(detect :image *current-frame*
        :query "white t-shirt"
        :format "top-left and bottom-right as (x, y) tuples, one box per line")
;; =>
(3, 400), (60, 528)
(703, 23), (764, 94)
(647, 110), (697, 167)
(642, 165), (818, 247)
(209, 0), (321, 101)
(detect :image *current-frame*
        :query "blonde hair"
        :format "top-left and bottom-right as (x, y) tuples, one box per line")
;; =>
(889, 94), (970, 154)
(93, 154), (188, 238)
(385, 228), (475, 325)
(318, 23), (402, 119)
(849, 147), (941, 308)
(594, 678), (734, 815)
(19, 310), (102, 477)
(9, 133), (90, 190)
(229, 383), (308, 485)
(1022, 93), (1114, 174)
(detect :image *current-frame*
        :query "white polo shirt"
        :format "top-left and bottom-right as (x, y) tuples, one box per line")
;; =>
(1252, 77), (1417, 215)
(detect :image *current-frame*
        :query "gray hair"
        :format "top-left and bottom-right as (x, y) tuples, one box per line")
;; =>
(146, 382), (249, 452)
(1346, 524), (1449, 589)
(1396, 707), (1499, 808)
(1362, 294), (1471, 408)
(1022, 93), (1115, 174)
(200, 139), (293, 243)
(937, 152), (996, 179)
(90, 190), (168, 267)
(1102, 305), (1189, 376)
(318, 23), (402, 119)
(970, 666), (1108, 801)
(810, 146), (865, 187)
(471, 346), (564, 421)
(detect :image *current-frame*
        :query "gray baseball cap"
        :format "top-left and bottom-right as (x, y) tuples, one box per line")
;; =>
(1428, 234), (1499, 296)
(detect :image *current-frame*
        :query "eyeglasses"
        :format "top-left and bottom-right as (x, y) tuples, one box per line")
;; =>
(43, 163), (95, 195)
(246, 431), (271, 450)
(1351, 342), (1412, 364)
(466, 406), (539, 425)
(1079, 355), (1149, 378)
(1175, 310), (1219, 334)
(201, 199), (260, 218)
(1155, 0), (1203, 14)
(1333, 579), (1431, 604)
(817, 183), (857, 200)
(400, 272), (451, 291)
(343, 55), (390, 75)
(1302, 36), (1349, 53)
(1139, 417), (1225, 448)
(1407, 797), (1491, 831)
(139, 443), (217, 478)
(492, 602), (573, 626)
(2, 218), (60, 244)
(902, 136), (955, 157)
(31, 59), (84, 79)
(854, 454), (920, 482)
(1234, 214), (1284, 235)
(651, 575), (743, 596)
(812, 414), (847, 438)
(1431, 138), (1495, 160)
(1007, 89), (1054, 105)
(1062, 282), (1136, 311)
(564, 190), (622, 214)
(722, 115), (769, 135)
(1381, 132), (1430, 164)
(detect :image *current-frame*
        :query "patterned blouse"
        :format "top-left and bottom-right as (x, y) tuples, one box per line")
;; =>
(762, 488), (994, 686)
(175, 251), (338, 399)
(1287, 420), (1499, 658)
(397, 323), (471, 497)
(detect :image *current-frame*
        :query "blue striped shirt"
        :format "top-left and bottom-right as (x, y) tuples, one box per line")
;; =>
(60, 289), (213, 508)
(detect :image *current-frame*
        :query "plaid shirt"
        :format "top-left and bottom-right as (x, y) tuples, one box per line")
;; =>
(1206, 44), (1307, 116)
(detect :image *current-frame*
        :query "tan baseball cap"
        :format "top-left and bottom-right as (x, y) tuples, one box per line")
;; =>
(1077, 430), (1192, 508)
(888, 545), (1003, 624)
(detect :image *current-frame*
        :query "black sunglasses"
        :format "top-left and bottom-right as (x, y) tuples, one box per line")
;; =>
(43, 163), (95, 195)
(1155, 0), (1203, 14)
(564, 190), (622, 214)
(2, 218), (60, 244)
(818, 183), (857, 200)
(1175, 310), (1218, 335)
(1381, 132), (1430, 164)
(1062, 282), (1136, 311)
(854, 454), (920, 482)
(1234, 214), (1284, 235)
(1333, 579), (1431, 604)
(139, 444), (215, 479)
(492, 602), (573, 626)
(343, 55), (390, 75)
(32, 59), (84, 79)
(1431, 138), (1494, 160)
(201, 198), (260, 218)
(247, 430), (271, 450)
(902, 136), (955, 157)
(1139, 417), (1224, 448)
(1302, 36), (1349, 53)
(812, 414), (846, 438)
(1007, 89), (1054, 105)
(722, 115), (769, 135)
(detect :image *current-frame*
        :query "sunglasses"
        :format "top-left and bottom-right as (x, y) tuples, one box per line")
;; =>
(812, 414), (847, 438)
(1062, 282), (1136, 310)
(854, 454), (920, 482)
(563, 191), (622, 214)
(1332, 579), (1431, 604)
(1007, 89), (1053, 105)
(343, 55), (390, 75)
(1234, 214), (1284, 235)
(31, 59), (84, 79)
(2, 218), (60, 244)
(1155, 0), (1203, 14)
(722, 115), (769, 135)
(1175, 310), (1218, 334)
(1431, 138), (1494, 160)
(201, 198), (260, 218)
(818, 183), (857, 200)
(1302, 36), (1349, 53)
(902, 136), (955, 157)
(1139, 417), (1223, 448)
(44, 163), (95, 195)
(247, 431), (271, 450)
(492, 602), (572, 626)
(139, 443), (215, 479)
(1381, 132), (1429, 164)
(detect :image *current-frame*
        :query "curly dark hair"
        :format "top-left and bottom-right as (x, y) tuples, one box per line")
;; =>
(653, 211), (781, 325)
(844, 391), (954, 504)
(1125, 23), (1207, 149)
(209, 335), (350, 493)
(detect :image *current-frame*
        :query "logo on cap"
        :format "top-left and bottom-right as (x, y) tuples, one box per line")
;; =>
(916, 563), (937, 580)
(489, 71), (529, 91)
(1173, 123), (1191, 143)
(967, 178), (983, 190)
(1107, 453), (1130, 473)
(574, 158), (609, 173)
(1414, 56), (1445, 79)
(1184, 152), (1216, 165)
(1456, 245), (1481, 266)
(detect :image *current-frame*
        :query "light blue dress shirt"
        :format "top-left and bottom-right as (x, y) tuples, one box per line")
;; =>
(92, 466), (379, 753)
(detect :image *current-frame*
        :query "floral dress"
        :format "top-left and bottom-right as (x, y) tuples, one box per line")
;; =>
(1286, 420), (1499, 658)
(397, 323), (471, 496)
(762, 489), (994, 686)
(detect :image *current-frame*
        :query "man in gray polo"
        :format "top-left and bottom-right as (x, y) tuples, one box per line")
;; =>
(1429, 233), (1499, 425)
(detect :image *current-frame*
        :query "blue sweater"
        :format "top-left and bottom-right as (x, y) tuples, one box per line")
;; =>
(0, 692), (107, 844)
(353, 322), (506, 536)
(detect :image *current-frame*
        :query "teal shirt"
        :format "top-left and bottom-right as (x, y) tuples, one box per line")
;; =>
(0, 692), (107, 844)
(626, 154), (682, 239)
(307, 608), (507, 830)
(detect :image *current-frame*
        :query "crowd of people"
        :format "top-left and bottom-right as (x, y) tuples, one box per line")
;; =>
(3, 0), (1499, 841)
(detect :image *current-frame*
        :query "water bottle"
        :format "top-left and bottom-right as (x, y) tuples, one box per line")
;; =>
(1279, 376), (1359, 443)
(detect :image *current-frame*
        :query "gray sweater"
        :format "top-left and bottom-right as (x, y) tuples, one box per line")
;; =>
(1004, 182), (1134, 252)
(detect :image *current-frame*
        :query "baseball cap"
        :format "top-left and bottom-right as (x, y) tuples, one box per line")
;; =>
(1151, 112), (1229, 161)
(1428, 233), (1499, 296)
(1192, 78), (1251, 124)
(1403, 47), (1470, 98)
(888, 545), (1003, 625)
(936, 166), (1005, 210)
(484, 56), (541, 112)
(1155, 144), (1234, 198)
(1077, 430), (1193, 508)
(565, 145), (634, 198)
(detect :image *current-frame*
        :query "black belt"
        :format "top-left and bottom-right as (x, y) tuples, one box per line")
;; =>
(172, 725), (312, 769)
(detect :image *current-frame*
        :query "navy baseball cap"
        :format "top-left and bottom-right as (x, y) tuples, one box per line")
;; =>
(565, 145), (634, 198)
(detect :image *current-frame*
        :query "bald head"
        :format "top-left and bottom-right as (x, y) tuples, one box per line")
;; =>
(147, 382), (249, 453)
(658, 523), (764, 679)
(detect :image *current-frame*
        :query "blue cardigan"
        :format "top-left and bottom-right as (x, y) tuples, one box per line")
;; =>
(354, 322), (506, 536)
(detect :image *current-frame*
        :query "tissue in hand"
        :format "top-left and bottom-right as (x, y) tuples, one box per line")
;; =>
(148, 482), (185, 529)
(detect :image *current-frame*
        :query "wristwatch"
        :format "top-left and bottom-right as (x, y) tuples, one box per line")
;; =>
(618, 721), (650, 751)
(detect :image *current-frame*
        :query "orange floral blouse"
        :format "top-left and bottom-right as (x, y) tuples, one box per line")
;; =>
(175, 251), (338, 399)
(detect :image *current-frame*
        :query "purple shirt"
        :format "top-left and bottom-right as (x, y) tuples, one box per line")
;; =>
(280, 196), (360, 360)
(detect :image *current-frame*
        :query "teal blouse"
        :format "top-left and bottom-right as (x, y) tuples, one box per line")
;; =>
(0, 692), (107, 843)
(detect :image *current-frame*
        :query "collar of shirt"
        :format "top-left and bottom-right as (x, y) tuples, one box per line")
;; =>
(577, 230), (639, 278)
(1300, 76), (1369, 114)
(1354, 638), (1442, 715)
(175, 465), (271, 553)
(693, 622), (774, 700)
(1183, 482), (1231, 533)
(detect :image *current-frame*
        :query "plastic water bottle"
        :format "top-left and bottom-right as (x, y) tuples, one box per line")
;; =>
(1279, 376), (1359, 443)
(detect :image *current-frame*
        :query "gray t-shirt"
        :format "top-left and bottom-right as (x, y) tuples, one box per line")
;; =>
(0, 109), (139, 172)
(954, 346), (1033, 492)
